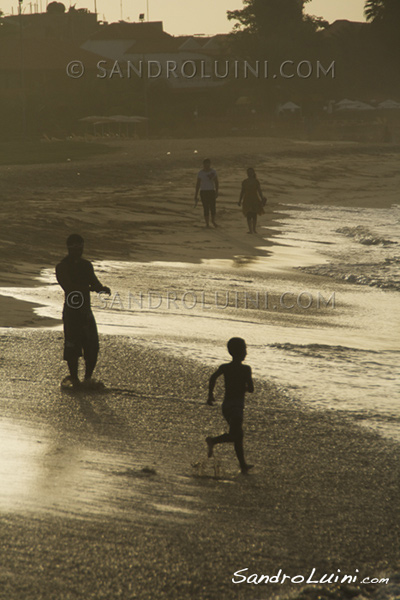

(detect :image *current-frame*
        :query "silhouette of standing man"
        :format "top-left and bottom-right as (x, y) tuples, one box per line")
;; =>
(56, 234), (111, 388)
(194, 158), (219, 228)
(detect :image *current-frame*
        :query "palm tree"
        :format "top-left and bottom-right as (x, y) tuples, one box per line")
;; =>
(364, 0), (385, 22)
(226, 0), (326, 37)
(364, 0), (400, 24)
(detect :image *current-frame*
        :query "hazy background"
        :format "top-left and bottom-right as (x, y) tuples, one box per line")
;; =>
(2, 0), (366, 34)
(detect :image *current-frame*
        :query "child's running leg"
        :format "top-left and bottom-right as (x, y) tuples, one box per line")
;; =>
(230, 417), (253, 474)
(206, 405), (253, 472)
(230, 418), (246, 470)
(206, 433), (230, 457)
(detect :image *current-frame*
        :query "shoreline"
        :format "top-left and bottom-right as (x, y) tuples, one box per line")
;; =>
(1, 136), (399, 327)
(1, 137), (399, 599)
(0, 330), (399, 599)
(0, 295), (59, 328)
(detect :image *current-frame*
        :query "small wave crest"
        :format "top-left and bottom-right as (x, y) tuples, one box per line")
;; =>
(269, 342), (378, 360)
(336, 225), (397, 246)
(301, 258), (400, 291)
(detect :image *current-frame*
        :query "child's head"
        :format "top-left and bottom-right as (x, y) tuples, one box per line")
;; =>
(227, 337), (247, 361)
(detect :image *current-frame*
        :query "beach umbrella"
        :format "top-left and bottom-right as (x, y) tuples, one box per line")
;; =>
(108, 115), (133, 122)
(108, 115), (149, 135)
(109, 115), (149, 123)
(352, 101), (375, 111)
(378, 99), (400, 110)
(336, 98), (354, 107)
(79, 116), (112, 123)
(79, 116), (113, 136)
(335, 100), (375, 111)
(279, 101), (301, 113)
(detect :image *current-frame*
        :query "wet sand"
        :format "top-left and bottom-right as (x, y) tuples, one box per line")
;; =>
(0, 296), (57, 328)
(1, 137), (400, 599)
(0, 330), (399, 600)
(1, 137), (399, 295)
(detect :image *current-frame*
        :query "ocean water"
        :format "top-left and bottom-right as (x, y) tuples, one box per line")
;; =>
(1, 203), (399, 441)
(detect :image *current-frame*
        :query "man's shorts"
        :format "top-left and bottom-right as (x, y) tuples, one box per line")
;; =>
(62, 307), (99, 361)
(200, 190), (216, 217)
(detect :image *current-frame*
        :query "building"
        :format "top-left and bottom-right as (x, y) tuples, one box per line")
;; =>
(82, 21), (228, 90)
(1, 4), (100, 42)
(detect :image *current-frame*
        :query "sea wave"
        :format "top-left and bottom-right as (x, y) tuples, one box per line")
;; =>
(269, 342), (380, 359)
(300, 258), (400, 291)
(336, 225), (397, 246)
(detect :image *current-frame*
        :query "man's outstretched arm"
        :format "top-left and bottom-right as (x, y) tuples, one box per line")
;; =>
(88, 263), (111, 295)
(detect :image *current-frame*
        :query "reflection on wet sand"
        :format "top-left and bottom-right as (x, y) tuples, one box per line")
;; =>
(231, 255), (257, 267)
(0, 418), (119, 516)
(0, 203), (399, 440)
(0, 415), (205, 520)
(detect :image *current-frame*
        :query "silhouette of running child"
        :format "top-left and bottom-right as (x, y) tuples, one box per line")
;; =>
(206, 338), (254, 474)
(56, 234), (111, 389)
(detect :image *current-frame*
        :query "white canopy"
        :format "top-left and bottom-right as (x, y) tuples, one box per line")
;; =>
(335, 100), (375, 111)
(336, 98), (354, 107)
(279, 101), (301, 112)
(378, 99), (400, 110)
(79, 115), (148, 124)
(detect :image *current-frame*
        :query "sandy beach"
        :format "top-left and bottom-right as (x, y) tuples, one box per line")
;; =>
(0, 330), (399, 600)
(0, 137), (400, 599)
(1, 137), (399, 288)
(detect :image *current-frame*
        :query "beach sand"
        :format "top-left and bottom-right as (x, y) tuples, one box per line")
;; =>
(1, 137), (399, 292)
(0, 137), (400, 599)
(0, 331), (399, 600)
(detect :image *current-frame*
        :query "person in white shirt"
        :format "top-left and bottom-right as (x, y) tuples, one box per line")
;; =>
(194, 158), (219, 228)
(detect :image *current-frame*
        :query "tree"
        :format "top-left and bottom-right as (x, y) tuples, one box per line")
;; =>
(364, 0), (400, 40)
(364, 0), (400, 95)
(226, 0), (327, 74)
(364, 0), (400, 50)
(227, 0), (326, 38)
(364, 0), (400, 23)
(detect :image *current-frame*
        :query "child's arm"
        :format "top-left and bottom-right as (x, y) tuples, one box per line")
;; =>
(246, 366), (254, 394)
(207, 366), (223, 405)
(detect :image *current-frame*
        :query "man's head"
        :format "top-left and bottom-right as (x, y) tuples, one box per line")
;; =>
(203, 158), (211, 170)
(227, 337), (247, 361)
(66, 233), (84, 260)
